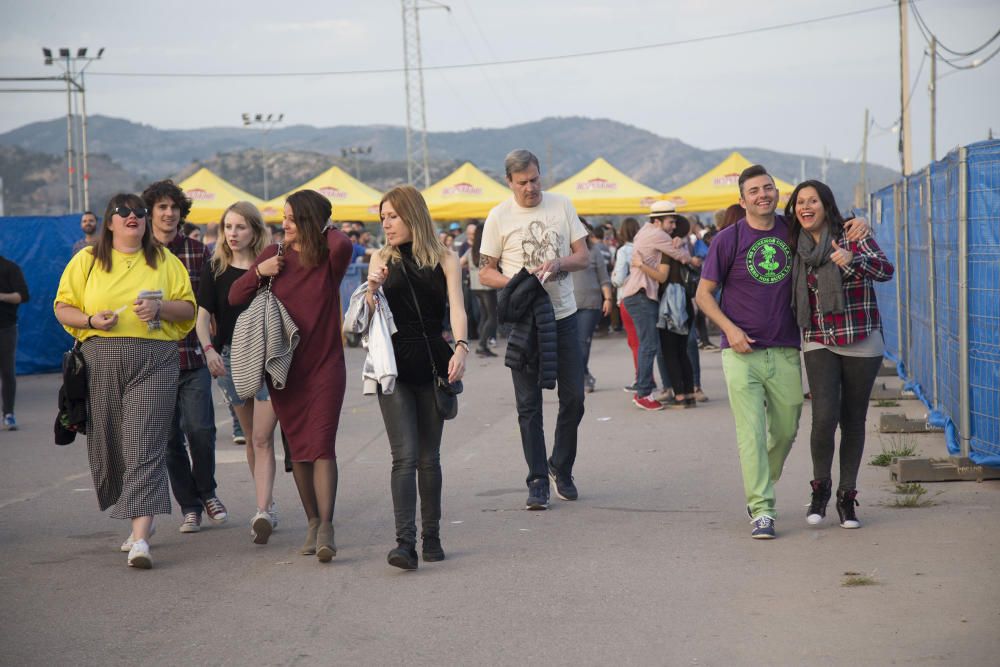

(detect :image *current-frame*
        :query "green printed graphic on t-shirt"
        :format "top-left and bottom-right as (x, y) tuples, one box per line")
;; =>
(745, 237), (791, 285)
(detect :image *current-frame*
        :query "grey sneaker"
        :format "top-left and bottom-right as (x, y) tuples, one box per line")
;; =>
(525, 478), (550, 510)
(179, 512), (202, 533)
(2, 413), (16, 430)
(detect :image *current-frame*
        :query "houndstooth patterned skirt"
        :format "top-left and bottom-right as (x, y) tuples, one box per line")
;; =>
(82, 337), (179, 519)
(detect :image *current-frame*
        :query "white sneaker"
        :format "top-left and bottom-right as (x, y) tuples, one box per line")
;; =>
(120, 523), (156, 552)
(250, 510), (273, 545)
(127, 539), (152, 569)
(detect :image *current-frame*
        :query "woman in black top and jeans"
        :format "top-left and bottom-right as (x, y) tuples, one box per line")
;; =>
(366, 186), (468, 570)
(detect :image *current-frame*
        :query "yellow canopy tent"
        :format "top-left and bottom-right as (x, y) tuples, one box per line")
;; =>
(178, 167), (268, 224)
(260, 166), (382, 223)
(661, 151), (794, 212)
(421, 162), (511, 220)
(548, 158), (661, 215)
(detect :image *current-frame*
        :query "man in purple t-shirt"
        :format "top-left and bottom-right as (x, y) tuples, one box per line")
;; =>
(696, 165), (802, 539)
(697, 165), (867, 539)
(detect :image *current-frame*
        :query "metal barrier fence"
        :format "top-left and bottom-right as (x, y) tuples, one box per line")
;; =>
(871, 139), (1000, 467)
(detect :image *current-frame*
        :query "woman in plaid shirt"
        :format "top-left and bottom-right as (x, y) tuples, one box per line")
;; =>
(786, 180), (894, 530)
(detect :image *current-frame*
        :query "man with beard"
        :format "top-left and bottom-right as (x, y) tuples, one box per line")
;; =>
(72, 211), (99, 254)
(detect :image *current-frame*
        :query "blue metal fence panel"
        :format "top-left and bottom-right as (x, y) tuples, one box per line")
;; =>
(872, 186), (899, 357)
(966, 140), (1000, 466)
(906, 173), (933, 397)
(931, 153), (961, 431)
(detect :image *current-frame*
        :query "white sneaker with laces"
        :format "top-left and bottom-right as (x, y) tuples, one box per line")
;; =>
(179, 512), (202, 533)
(250, 510), (273, 544)
(120, 523), (156, 552)
(127, 539), (152, 569)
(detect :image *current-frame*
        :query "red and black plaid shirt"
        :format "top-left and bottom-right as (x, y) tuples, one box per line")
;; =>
(803, 233), (894, 346)
(166, 232), (209, 371)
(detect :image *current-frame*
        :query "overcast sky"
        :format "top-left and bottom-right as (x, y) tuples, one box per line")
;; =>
(2, 0), (997, 171)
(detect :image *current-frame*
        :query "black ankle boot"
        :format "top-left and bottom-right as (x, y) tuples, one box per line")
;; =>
(387, 541), (418, 570)
(422, 535), (445, 562)
(806, 478), (832, 525)
(836, 489), (861, 529)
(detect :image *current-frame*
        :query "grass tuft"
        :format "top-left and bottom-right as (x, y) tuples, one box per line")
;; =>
(889, 483), (936, 508)
(874, 399), (899, 407)
(869, 434), (918, 466)
(842, 571), (878, 587)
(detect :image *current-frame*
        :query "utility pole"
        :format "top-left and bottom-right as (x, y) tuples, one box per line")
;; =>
(821, 147), (829, 183)
(63, 51), (75, 211)
(401, 0), (449, 189)
(241, 113), (284, 200)
(854, 109), (870, 209)
(898, 0), (913, 175)
(929, 36), (937, 162)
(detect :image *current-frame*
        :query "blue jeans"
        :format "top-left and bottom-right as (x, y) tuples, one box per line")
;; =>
(623, 293), (660, 397)
(510, 312), (585, 483)
(165, 365), (218, 515)
(575, 307), (602, 377)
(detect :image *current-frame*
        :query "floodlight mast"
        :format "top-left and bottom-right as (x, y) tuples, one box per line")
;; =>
(401, 0), (449, 189)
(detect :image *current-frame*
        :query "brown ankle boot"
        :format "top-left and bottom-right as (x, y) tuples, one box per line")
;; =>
(316, 522), (336, 562)
(300, 518), (321, 556)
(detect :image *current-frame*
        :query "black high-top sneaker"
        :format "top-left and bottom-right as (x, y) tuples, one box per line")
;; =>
(807, 478), (833, 525)
(836, 489), (861, 529)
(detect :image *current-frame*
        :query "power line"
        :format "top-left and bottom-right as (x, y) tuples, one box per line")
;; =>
(910, 2), (1000, 58)
(937, 40), (1000, 70)
(85, 3), (900, 80)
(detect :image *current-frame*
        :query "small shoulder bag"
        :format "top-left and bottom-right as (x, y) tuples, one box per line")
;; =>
(398, 259), (461, 420)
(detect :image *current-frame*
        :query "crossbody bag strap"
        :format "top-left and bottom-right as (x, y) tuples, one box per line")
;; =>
(397, 259), (443, 380)
(76, 252), (99, 350)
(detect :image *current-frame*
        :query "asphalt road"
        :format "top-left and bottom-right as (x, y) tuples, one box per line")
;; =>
(1, 334), (998, 666)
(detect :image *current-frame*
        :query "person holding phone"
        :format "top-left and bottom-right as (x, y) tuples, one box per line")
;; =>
(365, 185), (468, 570)
(54, 193), (196, 568)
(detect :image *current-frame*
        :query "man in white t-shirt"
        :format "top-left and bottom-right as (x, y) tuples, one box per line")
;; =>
(479, 149), (590, 511)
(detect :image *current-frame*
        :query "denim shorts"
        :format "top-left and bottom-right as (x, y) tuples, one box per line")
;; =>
(217, 345), (270, 406)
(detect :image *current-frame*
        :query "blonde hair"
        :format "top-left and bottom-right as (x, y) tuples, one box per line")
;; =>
(377, 185), (447, 270)
(211, 201), (268, 277)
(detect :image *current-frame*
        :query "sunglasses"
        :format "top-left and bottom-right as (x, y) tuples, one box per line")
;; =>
(114, 205), (147, 219)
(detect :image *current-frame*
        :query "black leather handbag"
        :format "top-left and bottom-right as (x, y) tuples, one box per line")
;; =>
(54, 256), (96, 445)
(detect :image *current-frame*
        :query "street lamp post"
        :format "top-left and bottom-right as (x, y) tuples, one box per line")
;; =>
(242, 113), (284, 200)
(42, 46), (104, 211)
(340, 145), (373, 180)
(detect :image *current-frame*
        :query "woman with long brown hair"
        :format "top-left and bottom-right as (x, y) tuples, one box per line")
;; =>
(229, 190), (353, 562)
(54, 193), (197, 568)
(196, 201), (280, 544)
(366, 185), (468, 570)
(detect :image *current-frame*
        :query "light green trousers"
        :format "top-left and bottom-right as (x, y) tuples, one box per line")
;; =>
(721, 347), (804, 519)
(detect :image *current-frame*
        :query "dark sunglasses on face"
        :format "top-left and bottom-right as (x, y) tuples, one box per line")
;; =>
(115, 205), (147, 219)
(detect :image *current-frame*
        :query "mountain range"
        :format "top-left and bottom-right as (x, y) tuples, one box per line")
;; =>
(0, 115), (898, 217)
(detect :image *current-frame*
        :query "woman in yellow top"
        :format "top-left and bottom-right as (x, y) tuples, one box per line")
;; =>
(54, 193), (196, 570)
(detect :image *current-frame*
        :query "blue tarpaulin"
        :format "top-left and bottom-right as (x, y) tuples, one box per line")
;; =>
(0, 214), (80, 374)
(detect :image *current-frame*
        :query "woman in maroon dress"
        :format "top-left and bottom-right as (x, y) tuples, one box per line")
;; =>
(230, 190), (353, 563)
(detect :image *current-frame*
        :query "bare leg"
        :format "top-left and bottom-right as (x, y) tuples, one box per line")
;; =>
(232, 401), (255, 476)
(130, 515), (153, 541)
(251, 399), (278, 511)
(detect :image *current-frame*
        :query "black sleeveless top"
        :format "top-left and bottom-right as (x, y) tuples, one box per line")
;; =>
(382, 244), (453, 385)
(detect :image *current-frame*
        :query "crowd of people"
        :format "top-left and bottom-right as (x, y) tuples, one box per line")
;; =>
(34, 150), (893, 570)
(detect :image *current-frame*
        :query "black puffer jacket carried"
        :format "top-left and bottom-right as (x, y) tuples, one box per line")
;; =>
(498, 268), (558, 389)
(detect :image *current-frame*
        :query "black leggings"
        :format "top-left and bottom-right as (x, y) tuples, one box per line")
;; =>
(473, 290), (498, 352)
(803, 349), (883, 491)
(377, 382), (444, 545)
(659, 328), (693, 396)
(0, 325), (15, 414)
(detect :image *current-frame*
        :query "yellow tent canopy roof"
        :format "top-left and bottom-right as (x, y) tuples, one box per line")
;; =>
(548, 158), (661, 215)
(421, 162), (511, 221)
(260, 165), (383, 223)
(662, 151), (794, 212)
(178, 167), (267, 224)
